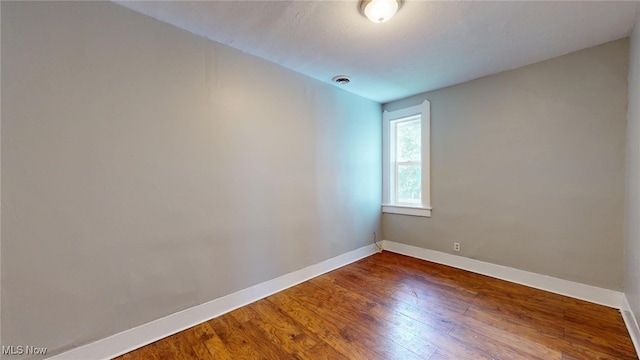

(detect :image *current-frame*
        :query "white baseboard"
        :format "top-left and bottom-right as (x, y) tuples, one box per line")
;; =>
(621, 295), (640, 358)
(382, 240), (624, 309)
(45, 240), (631, 359)
(46, 244), (378, 360)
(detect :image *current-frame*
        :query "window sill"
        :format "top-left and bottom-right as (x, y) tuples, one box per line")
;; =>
(382, 204), (431, 217)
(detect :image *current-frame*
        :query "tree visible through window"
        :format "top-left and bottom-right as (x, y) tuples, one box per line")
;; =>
(393, 116), (421, 204)
(382, 99), (431, 217)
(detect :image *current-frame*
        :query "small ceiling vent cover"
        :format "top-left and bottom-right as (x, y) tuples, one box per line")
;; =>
(332, 75), (351, 85)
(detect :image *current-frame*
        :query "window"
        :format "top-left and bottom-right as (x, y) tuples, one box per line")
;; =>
(382, 100), (431, 217)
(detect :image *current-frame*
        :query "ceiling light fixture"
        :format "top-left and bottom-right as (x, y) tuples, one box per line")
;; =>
(360, 0), (401, 23)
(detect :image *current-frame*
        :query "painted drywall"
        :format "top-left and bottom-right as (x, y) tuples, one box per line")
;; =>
(0, 1), (3, 350)
(625, 16), (640, 325)
(0, 2), (381, 357)
(383, 39), (629, 290)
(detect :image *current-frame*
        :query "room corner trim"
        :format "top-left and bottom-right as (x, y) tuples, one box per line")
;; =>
(45, 244), (378, 360)
(621, 295), (640, 358)
(382, 240), (624, 309)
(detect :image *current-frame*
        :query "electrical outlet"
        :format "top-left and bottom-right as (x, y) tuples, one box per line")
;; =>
(453, 242), (461, 252)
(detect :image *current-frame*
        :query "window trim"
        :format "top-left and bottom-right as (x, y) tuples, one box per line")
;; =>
(382, 100), (431, 217)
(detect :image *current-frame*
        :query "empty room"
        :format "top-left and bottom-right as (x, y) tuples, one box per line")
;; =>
(3, 0), (640, 359)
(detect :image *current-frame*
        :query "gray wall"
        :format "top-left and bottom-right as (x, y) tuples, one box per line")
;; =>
(0, 0), (3, 348)
(383, 39), (629, 290)
(625, 16), (640, 325)
(0, 2), (381, 357)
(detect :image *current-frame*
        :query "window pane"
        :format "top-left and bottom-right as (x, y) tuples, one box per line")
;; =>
(397, 163), (421, 203)
(396, 119), (421, 162)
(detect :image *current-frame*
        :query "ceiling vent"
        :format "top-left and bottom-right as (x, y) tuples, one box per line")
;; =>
(332, 75), (351, 85)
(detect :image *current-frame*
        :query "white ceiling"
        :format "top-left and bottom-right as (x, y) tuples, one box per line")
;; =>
(115, 1), (640, 104)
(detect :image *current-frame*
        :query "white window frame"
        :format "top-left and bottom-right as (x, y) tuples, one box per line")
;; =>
(382, 100), (431, 217)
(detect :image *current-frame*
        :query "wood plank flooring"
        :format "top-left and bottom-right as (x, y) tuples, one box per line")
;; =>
(115, 251), (637, 359)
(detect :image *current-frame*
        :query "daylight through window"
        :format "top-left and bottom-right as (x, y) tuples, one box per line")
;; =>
(382, 100), (431, 217)
(391, 115), (421, 204)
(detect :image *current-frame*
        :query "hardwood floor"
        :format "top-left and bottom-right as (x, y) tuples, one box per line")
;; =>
(115, 251), (637, 359)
